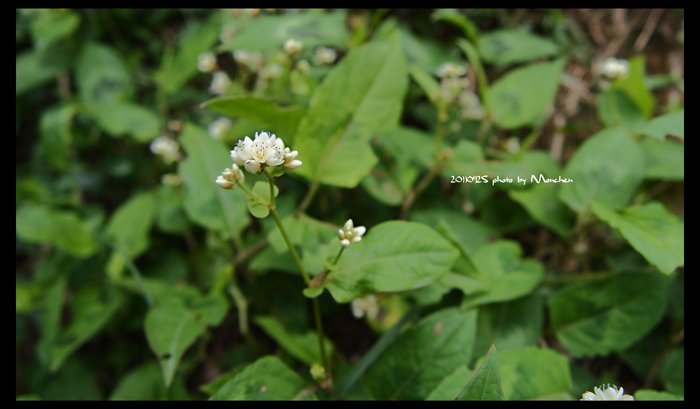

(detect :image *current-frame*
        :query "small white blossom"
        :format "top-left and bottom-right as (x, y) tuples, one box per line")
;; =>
(581, 384), (634, 401)
(436, 62), (467, 79)
(351, 294), (379, 319)
(296, 59), (311, 75)
(259, 63), (283, 81)
(215, 164), (245, 190)
(283, 38), (303, 57)
(504, 137), (520, 154)
(197, 52), (217, 73)
(230, 131), (299, 175)
(233, 50), (263, 72)
(338, 219), (366, 247)
(150, 136), (181, 164)
(600, 57), (629, 81)
(458, 90), (485, 119)
(313, 46), (337, 66)
(209, 71), (231, 95)
(208, 117), (232, 140)
(219, 24), (237, 43)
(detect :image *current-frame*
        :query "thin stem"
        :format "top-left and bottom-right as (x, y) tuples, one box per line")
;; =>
(263, 169), (276, 205)
(312, 298), (330, 383)
(124, 258), (153, 307)
(399, 157), (448, 220)
(310, 246), (345, 288)
(295, 180), (319, 216)
(270, 208), (311, 285)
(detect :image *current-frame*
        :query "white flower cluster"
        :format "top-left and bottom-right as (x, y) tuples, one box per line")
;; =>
(208, 117), (232, 140)
(313, 46), (337, 66)
(435, 61), (485, 120)
(215, 164), (245, 190)
(338, 219), (366, 247)
(581, 384), (634, 401)
(209, 71), (231, 95)
(283, 38), (303, 57)
(233, 49), (264, 72)
(197, 52), (217, 73)
(458, 90), (485, 120)
(230, 131), (302, 175)
(600, 57), (629, 81)
(436, 62), (467, 79)
(351, 294), (379, 319)
(150, 136), (181, 164)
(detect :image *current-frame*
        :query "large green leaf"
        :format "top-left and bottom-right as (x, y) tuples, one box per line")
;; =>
(210, 356), (314, 400)
(559, 128), (645, 212)
(38, 104), (76, 171)
(510, 185), (574, 237)
(30, 9), (80, 51)
(426, 365), (473, 400)
(634, 389), (684, 401)
(489, 59), (565, 129)
(294, 32), (408, 187)
(457, 345), (503, 400)
(639, 138), (684, 180)
(105, 191), (156, 262)
(16, 204), (97, 258)
(363, 307), (477, 400)
(89, 102), (160, 142)
(325, 221), (458, 303)
(640, 110), (684, 140)
(549, 272), (670, 357)
(591, 201), (684, 274)
(145, 292), (228, 387)
(659, 348), (684, 396)
(597, 88), (646, 130)
(479, 30), (559, 67)
(411, 209), (495, 254)
(16, 49), (68, 95)
(253, 316), (333, 366)
(76, 43), (131, 105)
(499, 347), (573, 399)
(179, 123), (249, 239)
(202, 96), (306, 142)
(613, 56), (655, 117)
(110, 363), (167, 400)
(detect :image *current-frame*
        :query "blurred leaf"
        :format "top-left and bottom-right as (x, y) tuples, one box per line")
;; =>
(16, 282), (43, 313)
(426, 365), (473, 400)
(38, 104), (76, 171)
(592, 201), (684, 274)
(202, 96), (306, 142)
(432, 9), (479, 41)
(478, 30), (559, 67)
(560, 128), (644, 212)
(254, 316), (333, 366)
(411, 209), (495, 254)
(549, 272), (670, 357)
(510, 185), (574, 237)
(409, 65), (441, 104)
(295, 32), (408, 187)
(634, 389), (683, 400)
(76, 43), (131, 104)
(38, 357), (103, 400)
(106, 191), (156, 263)
(179, 123), (249, 239)
(363, 307), (477, 400)
(640, 110), (684, 140)
(613, 56), (655, 117)
(110, 363), (166, 400)
(16, 204), (97, 257)
(489, 59), (565, 129)
(220, 10), (347, 52)
(499, 347), (572, 399)
(375, 126), (436, 170)
(267, 213), (337, 273)
(639, 138), (684, 180)
(155, 185), (189, 234)
(659, 347), (684, 396)
(30, 9), (80, 51)
(597, 88), (645, 130)
(16, 46), (70, 95)
(473, 294), (544, 359)
(457, 345), (503, 400)
(89, 102), (160, 142)
(326, 221), (458, 303)
(210, 356), (314, 400)
(145, 292), (227, 387)
(246, 181), (278, 219)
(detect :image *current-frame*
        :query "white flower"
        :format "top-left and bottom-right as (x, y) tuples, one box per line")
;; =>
(230, 131), (297, 175)
(283, 38), (303, 56)
(209, 71), (231, 95)
(458, 90), (484, 119)
(580, 384), (634, 401)
(259, 64), (283, 81)
(313, 46), (337, 66)
(233, 50), (263, 72)
(219, 24), (237, 43)
(215, 164), (245, 189)
(338, 219), (366, 247)
(150, 136), (180, 164)
(600, 57), (629, 81)
(436, 62), (467, 79)
(504, 137), (520, 154)
(296, 59), (311, 75)
(197, 52), (217, 73)
(351, 294), (379, 319)
(208, 117), (232, 140)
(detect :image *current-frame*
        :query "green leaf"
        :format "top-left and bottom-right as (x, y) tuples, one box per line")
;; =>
(38, 104), (77, 171)
(462, 241), (544, 308)
(30, 9), (80, 51)
(16, 49), (68, 95)
(473, 295), (544, 360)
(426, 365), (473, 400)
(325, 221), (458, 303)
(659, 347), (684, 396)
(267, 213), (338, 273)
(431, 9), (479, 41)
(16, 282), (43, 313)
(179, 123), (249, 238)
(363, 307), (477, 400)
(220, 10), (347, 52)
(294, 32), (408, 187)
(375, 126), (436, 170)
(253, 316), (333, 366)
(478, 30), (559, 67)
(145, 292), (227, 387)
(409, 65), (441, 104)
(16, 204), (97, 257)
(457, 345), (503, 400)
(499, 347), (573, 399)
(634, 389), (683, 401)
(549, 272), (670, 357)
(591, 201), (684, 274)
(110, 363), (166, 400)
(47, 286), (122, 372)
(202, 96), (306, 142)
(89, 102), (160, 142)
(210, 356), (314, 400)
(411, 209), (495, 254)
(559, 128), (645, 212)
(76, 43), (131, 104)
(640, 110), (684, 140)
(510, 185), (574, 237)
(489, 59), (565, 129)
(246, 181), (278, 219)
(597, 88), (645, 130)
(639, 138), (684, 180)
(613, 56), (655, 117)
(105, 192), (156, 261)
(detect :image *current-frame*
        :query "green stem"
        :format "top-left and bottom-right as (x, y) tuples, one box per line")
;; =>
(311, 298), (330, 382)
(310, 246), (345, 288)
(124, 258), (153, 307)
(270, 208), (311, 285)
(263, 169), (276, 205)
(295, 180), (320, 216)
